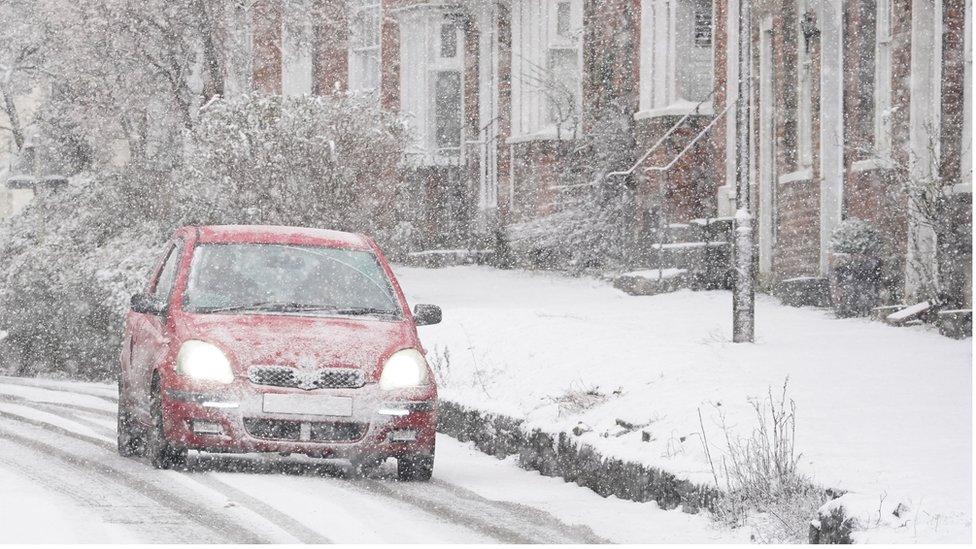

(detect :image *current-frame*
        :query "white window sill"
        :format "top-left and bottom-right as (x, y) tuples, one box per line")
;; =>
(506, 129), (579, 144)
(778, 168), (814, 185)
(951, 182), (972, 195)
(634, 101), (714, 121)
(850, 156), (894, 173)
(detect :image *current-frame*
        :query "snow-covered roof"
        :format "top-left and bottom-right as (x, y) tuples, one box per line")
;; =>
(191, 225), (372, 250)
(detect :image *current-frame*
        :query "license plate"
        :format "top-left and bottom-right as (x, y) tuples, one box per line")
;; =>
(262, 394), (353, 416)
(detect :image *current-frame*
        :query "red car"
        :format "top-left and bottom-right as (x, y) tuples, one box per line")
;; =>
(117, 225), (441, 481)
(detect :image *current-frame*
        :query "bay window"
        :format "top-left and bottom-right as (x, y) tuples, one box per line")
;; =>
(398, 8), (464, 164)
(511, 0), (583, 139)
(639, 0), (714, 117)
(348, 0), (381, 99)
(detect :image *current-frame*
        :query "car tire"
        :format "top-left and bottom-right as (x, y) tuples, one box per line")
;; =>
(397, 454), (434, 482)
(116, 398), (143, 458)
(147, 381), (187, 470)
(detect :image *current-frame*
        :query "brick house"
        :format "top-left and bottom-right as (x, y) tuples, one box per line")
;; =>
(239, 0), (971, 308)
(716, 0), (972, 308)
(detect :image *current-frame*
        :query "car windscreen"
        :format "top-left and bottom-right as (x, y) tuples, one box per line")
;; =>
(183, 243), (401, 318)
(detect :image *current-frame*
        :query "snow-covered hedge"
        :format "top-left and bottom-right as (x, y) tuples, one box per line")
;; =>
(0, 94), (407, 380)
(828, 218), (884, 256)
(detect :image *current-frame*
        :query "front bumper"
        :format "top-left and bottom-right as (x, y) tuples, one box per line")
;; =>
(162, 381), (436, 460)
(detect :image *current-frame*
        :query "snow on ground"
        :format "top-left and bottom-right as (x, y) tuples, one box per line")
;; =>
(394, 265), (973, 543)
(0, 377), (738, 543)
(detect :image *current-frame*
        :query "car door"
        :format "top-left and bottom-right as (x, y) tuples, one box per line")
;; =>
(129, 240), (182, 419)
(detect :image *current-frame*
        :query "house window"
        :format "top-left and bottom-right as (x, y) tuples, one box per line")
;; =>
(873, 0), (893, 158)
(511, 0), (583, 138)
(694, 0), (712, 47)
(398, 10), (464, 164)
(556, 2), (572, 37)
(434, 71), (462, 149)
(639, 0), (714, 114)
(796, 0), (813, 169)
(282, 0), (314, 96)
(439, 23), (458, 58)
(348, 0), (381, 98)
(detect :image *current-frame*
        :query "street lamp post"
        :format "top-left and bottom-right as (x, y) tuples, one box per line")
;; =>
(732, 0), (755, 343)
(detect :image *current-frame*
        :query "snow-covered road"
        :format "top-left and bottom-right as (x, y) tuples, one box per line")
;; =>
(0, 376), (742, 543)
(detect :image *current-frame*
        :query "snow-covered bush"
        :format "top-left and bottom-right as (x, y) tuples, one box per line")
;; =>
(829, 218), (884, 257)
(178, 94), (407, 245)
(0, 94), (408, 380)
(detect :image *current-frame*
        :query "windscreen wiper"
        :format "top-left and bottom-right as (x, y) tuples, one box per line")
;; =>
(195, 301), (338, 313)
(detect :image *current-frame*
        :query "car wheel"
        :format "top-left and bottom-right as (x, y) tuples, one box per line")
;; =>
(116, 397), (143, 458)
(147, 381), (187, 470)
(397, 454), (434, 482)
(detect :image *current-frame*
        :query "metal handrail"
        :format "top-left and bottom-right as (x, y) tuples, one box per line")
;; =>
(606, 87), (719, 179)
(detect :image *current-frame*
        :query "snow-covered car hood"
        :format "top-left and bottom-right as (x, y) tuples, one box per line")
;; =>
(174, 312), (419, 381)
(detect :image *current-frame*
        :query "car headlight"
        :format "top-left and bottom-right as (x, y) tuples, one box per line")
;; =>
(379, 349), (429, 390)
(176, 340), (234, 384)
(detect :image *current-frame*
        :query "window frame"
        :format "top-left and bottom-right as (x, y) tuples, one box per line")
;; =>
(638, 0), (715, 119)
(347, 0), (382, 100)
(150, 240), (183, 301)
(510, 0), (583, 141)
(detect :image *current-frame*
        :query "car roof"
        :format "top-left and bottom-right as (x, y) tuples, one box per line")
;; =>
(185, 225), (372, 250)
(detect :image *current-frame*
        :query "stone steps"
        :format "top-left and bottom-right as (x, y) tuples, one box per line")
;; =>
(614, 217), (735, 296)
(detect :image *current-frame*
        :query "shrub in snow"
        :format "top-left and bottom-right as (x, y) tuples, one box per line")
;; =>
(0, 94), (408, 380)
(706, 380), (828, 543)
(179, 94), (408, 248)
(829, 218), (884, 257)
(828, 218), (884, 317)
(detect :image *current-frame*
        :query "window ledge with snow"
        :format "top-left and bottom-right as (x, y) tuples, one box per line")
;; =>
(850, 156), (894, 173)
(634, 101), (714, 121)
(506, 128), (580, 145)
(777, 168), (814, 185)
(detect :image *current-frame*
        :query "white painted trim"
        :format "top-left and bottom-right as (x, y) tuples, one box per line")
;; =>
(476, 4), (500, 218)
(906, 0), (943, 298)
(818, 0), (844, 275)
(505, 129), (577, 144)
(850, 157), (894, 173)
(634, 101), (714, 120)
(777, 168), (814, 185)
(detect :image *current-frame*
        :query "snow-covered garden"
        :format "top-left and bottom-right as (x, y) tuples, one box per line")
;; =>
(396, 264), (972, 543)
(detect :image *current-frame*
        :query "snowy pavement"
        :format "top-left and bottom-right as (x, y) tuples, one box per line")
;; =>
(394, 265), (973, 543)
(0, 377), (743, 543)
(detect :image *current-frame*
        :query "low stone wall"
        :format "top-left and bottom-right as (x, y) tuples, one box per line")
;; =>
(437, 399), (853, 543)
(437, 399), (718, 513)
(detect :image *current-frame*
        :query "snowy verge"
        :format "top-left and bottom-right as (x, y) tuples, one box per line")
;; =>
(396, 264), (972, 543)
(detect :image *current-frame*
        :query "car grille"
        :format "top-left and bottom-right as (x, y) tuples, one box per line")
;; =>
(243, 418), (368, 443)
(248, 365), (365, 390)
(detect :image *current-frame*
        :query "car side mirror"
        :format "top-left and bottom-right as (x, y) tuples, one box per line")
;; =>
(130, 292), (166, 316)
(413, 304), (442, 326)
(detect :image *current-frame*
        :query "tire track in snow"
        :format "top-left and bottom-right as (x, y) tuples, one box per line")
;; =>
(361, 478), (607, 543)
(0, 422), (271, 543)
(0, 408), (332, 544)
(0, 443), (215, 542)
(0, 376), (118, 402)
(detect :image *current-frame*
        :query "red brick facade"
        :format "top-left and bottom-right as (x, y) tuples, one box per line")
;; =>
(244, 0), (971, 304)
